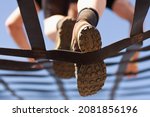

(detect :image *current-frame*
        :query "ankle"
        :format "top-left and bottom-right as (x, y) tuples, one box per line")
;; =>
(77, 8), (99, 27)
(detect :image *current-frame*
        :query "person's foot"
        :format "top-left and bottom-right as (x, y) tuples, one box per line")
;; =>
(53, 17), (76, 78)
(125, 52), (139, 78)
(71, 21), (106, 96)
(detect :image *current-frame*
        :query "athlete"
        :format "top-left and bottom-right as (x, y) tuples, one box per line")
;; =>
(6, 0), (137, 95)
(70, 0), (137, 96)
(5, 0), (78, 78)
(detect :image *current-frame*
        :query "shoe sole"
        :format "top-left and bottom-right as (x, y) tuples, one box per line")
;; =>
(53, 18), (75, 78)
(76, 25), (106, 96)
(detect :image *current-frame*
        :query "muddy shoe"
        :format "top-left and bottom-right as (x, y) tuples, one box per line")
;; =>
(53, 17), (76, 78)
(72, 21), (106, 96)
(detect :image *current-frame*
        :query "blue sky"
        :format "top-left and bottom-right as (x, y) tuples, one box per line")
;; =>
(0, 0), (150, 100)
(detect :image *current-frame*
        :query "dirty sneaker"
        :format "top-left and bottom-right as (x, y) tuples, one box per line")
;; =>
(53, 17), (76, 78)
(71, 21), (106, 96)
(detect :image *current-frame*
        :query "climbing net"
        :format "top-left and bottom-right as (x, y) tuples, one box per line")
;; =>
(0, 0), (150, 99)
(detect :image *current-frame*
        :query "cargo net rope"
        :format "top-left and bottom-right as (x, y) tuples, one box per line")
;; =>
(0, 0), (150, 99)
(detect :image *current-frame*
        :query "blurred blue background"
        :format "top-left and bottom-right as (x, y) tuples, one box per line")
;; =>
(0, 0), (150, 100)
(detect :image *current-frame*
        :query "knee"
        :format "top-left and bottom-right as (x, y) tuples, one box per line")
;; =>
(113, 0), (133, 10)
(112, 0), (134, 23)
(44, 26), (50, 38)
(114, 0), (126, 6)
(5, 19), (21, 32)
(43, 23), (56, 42)
(5, 19), (14, 30)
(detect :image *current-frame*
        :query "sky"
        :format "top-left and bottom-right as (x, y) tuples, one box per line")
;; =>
(0, 0), (150, 100)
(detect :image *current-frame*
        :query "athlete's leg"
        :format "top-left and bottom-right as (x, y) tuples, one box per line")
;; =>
(5, 1), (40, 62)
(43, 0), (76, 78)
(112, 0), (134, 24)
(43, 0), (70, 42)
(71, 0), (107, 96)
(68, 2), (78, 19)
(112, 0), (139, 77)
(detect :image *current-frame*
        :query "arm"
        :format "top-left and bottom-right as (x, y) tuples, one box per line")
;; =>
(5, 2), (40, 50)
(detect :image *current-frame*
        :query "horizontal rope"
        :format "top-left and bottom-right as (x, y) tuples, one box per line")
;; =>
(109, 45), (150, 58)
(0, 54), (149, 72)
(0, 65), (149, 78)
(0, 31), (149, 65)
(0, 74), (49, 77)
(107, 67), (150, 77)
(106, 55), (150, 66)
(120, 91), (150, 97)
(1, 81), (150, 93)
